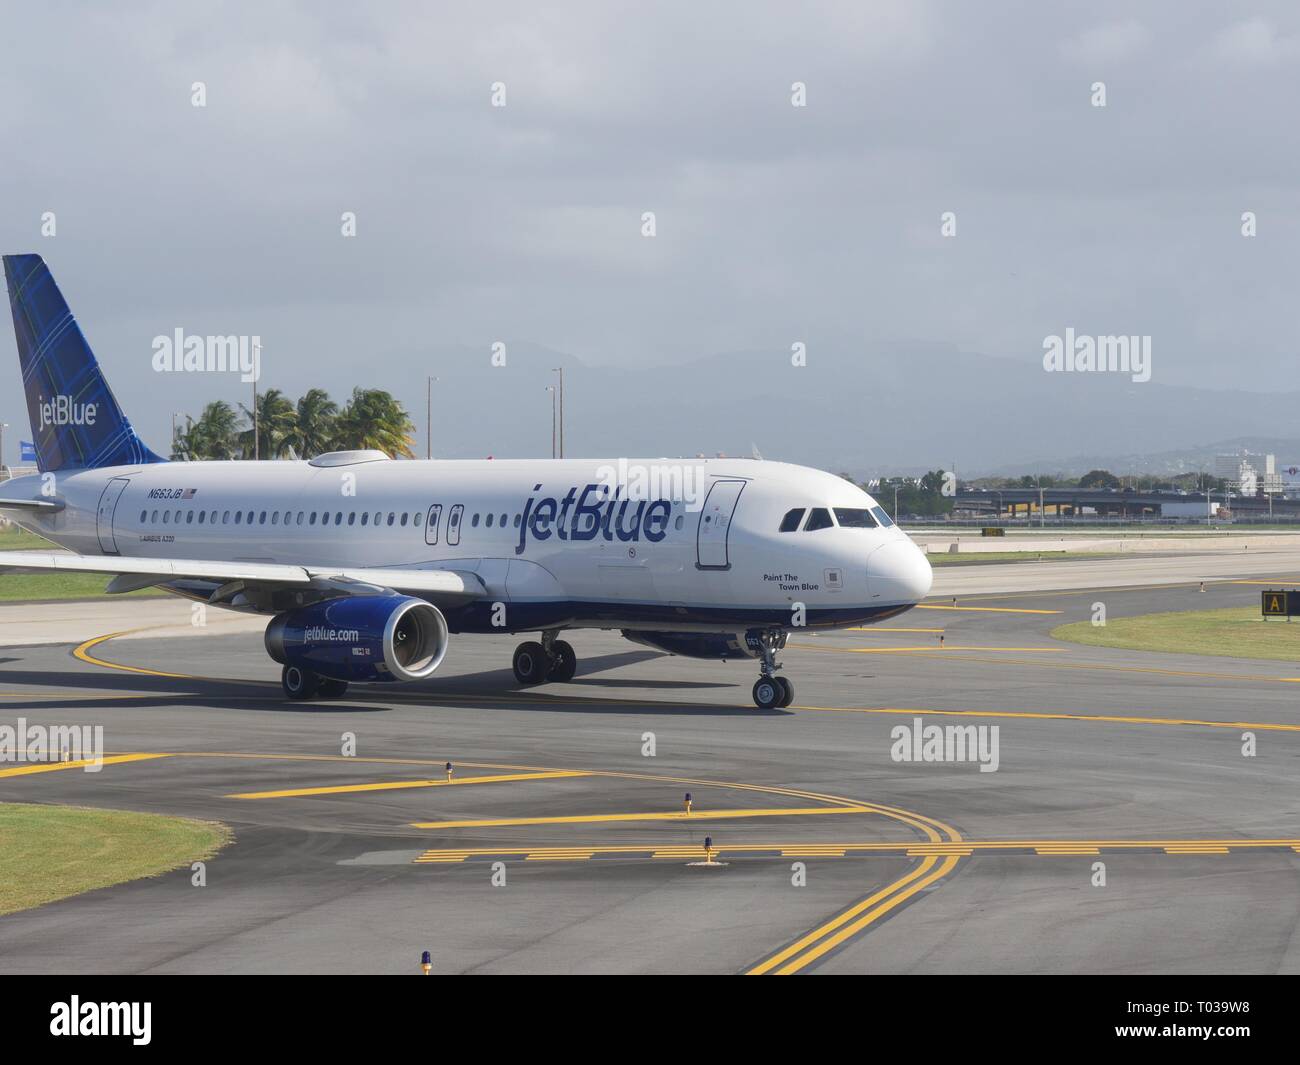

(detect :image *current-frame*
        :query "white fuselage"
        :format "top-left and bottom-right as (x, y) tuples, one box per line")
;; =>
(4, 455), (932, 633)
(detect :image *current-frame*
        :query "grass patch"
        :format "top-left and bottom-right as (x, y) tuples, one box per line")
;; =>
(0, 572), (164, 602)
(929, 551), (1122, 565)
(1052, 606), (1300, 662)
(0, 802), (230, 916)
(0, 525), (55, 551)
(0, 524), (163, 600)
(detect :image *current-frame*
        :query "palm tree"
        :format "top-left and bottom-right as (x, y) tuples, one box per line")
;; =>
(180, 400), (242, 460)
(332, 387), (416, 458)
(287, 388), (339, 459)
(239, 389), (298, 459)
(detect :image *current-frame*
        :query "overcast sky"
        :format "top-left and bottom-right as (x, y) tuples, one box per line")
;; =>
(2, 2), (1299, 456)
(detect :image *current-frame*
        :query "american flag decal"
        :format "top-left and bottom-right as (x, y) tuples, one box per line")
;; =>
(182, 488), (197, 499)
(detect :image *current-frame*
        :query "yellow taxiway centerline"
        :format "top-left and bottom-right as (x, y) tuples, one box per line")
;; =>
(747, 855), (943, 975)
(412, 837), (1300, 862)
(0, 752), (173, 777)
(790, 703), (1300, 732)
(796, 644), (1065, 654)
(228, 769), (589, 799)
(409, 805), (871, 830)
(769, 854), (962, 974)
(72, 631), (193, 678)
(916, 604), (1063, 614)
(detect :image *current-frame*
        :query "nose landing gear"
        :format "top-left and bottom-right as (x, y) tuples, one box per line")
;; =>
(750, 629), (793, 709)
(512, 631), (578, 685)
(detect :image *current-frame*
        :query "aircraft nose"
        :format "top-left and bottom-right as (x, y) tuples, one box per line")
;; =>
(867, 540), (933, 604)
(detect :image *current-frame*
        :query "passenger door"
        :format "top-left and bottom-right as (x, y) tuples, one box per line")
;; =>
(696, 479), (745, 569)
(447, 503), (464, 547)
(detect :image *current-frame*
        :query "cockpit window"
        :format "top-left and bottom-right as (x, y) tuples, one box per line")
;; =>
(870, 505), (895, 528)
(834, 508), (878, 528)
(779, 508), (805, 532)
(804, 507), (834, 531)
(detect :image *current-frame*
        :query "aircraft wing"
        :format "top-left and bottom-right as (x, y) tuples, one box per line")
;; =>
(0, 551), (487, 607)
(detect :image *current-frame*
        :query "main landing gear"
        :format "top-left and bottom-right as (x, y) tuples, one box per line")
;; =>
(512, 631), (577, 685)
(751, 630), (794, 710)
(281, 664), (349, 701)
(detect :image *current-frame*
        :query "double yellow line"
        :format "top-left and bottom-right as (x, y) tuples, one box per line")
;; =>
(747, 853), (960, 974)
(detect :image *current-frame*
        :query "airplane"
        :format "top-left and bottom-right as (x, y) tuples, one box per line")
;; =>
(0, 254), (932, 709)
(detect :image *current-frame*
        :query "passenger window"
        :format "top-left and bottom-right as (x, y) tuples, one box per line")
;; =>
(779, 508), (805, 532)
(272, 512), (280, 525)
(804, 508), (834, 531)
(348, 512), (356, 525)
(386, 512), (395, 526)
(234, 512), (242, 525)
(222, 511), (229, 524)
(309, 512), (317, 526)
(335, 512), (343, 526)
(485, 513), (494, 528)
(414, 512), (423, 527)
(400, 513), (408, 527)
(472, 513), (480, 528)
(139, 510), (147, 523)
(151, 510), (159, 523)
(296, 512), (304, 525)
(870, 505), (895, 528)
(198, 511), (206, 524)
(500, 513), (507, 527)
(834, 508), (877, 528)
(361, 512), (369, 526)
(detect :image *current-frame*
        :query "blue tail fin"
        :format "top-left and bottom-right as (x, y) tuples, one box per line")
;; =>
(4, 253), (163, 472)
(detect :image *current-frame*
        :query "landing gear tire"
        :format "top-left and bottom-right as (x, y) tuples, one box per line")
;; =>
(513, 641), (550, 685)
(753, 677), (782, 710)
(548, 640), (577, 682)
(282, 664), (320, 701)
(775, 676), (794, 708)
(318, 678), (349, 698)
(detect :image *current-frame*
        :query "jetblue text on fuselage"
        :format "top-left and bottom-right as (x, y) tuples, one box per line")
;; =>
(516, 483), (672, 555)
(37, 394), (97, 431)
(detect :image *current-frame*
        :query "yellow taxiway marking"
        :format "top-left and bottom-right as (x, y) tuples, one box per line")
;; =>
(917, 604), (1063, 615)
(792, 704), (1300, 732)
(73, 631), (193, 678)
(227, 769), (589, 800)
(847, 627), (946, 633)
(0, 752), (172, 777)
(797, 644), (1064, 655)
(410, 806), (871, 830)
(0, 692), (156, 701)
(413, 837), (1300, 862)
(748, 854), (956, 976)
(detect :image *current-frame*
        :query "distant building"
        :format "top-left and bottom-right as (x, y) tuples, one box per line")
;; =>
(1215, 451), (1283, 495)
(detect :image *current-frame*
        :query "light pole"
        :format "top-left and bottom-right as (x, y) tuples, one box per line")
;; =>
(551, 367), (564, 458)
(171, 412), (185, 457)
(426, 376), (438, 460)
(545, 385), (557, 458)
(0, 422), (7, 480)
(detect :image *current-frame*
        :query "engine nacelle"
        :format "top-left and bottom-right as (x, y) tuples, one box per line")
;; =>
(621, 630), (758, 661)
(265, 594), (449, 683)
